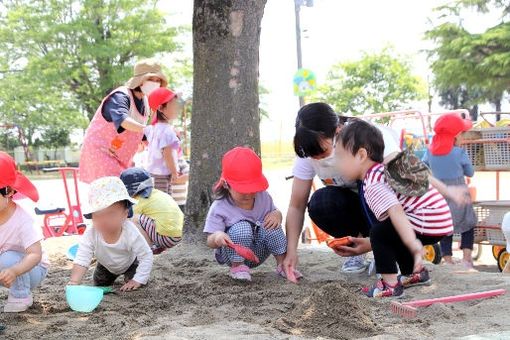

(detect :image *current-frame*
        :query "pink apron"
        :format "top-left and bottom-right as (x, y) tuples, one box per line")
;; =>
(79, 87), (149, 183)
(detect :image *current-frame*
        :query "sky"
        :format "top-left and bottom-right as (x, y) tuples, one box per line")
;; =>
(161, 0), (500, 142)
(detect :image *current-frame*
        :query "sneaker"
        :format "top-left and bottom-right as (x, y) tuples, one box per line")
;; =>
(229, 264), (252, 281)
(362, 279), (404, 298)
(151, 245), (166, 255)
(398, 268), (431, 288)
(4, 294), (33, 313)
(341, 255), (368, 274)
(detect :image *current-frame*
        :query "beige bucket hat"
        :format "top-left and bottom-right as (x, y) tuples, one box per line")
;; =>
(83, 177), (138, 219)
(125, 59), (168, 89)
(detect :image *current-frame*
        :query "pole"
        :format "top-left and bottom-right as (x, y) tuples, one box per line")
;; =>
(294, 0), (305, 108)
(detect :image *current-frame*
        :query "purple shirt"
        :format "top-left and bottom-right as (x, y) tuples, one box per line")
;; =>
(203, 191), (277, 233)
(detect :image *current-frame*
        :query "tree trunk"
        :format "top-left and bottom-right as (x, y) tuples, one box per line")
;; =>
(187, 0), (266, 230)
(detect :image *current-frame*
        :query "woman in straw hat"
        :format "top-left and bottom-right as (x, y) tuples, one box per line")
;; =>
(79, 59), (168, 184)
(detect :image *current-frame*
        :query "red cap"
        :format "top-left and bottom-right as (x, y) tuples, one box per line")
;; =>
(0, 152), (39, 202)
(430, 113), (473, 156)
(148, 88), (177, 125)
(217, 147), (268, 194)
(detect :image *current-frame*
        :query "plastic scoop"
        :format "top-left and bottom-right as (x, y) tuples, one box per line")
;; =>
(97, 286), (114, 294)
(66, 285), (104, 313)
(66, 243), (79, 261)
(326, 237), (352, 250)
(225, 240), (260, 264)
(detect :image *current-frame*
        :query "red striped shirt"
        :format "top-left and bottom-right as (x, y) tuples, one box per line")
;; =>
(363, 164), (453, 236)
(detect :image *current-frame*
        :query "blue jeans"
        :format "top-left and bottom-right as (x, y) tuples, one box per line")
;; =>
(0, 251), (47, 298)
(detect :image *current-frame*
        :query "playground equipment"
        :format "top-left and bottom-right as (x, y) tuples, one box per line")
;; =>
(35, 167), (86, 238)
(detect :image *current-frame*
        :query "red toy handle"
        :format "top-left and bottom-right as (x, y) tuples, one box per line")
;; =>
(405, 289), (506, 307)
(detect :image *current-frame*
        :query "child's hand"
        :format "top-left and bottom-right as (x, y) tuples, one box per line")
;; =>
(264, 210), (282, 229)
(0, 269), (17, 288)
(120, 280), (142, 292)
(214, 232), (232, 248)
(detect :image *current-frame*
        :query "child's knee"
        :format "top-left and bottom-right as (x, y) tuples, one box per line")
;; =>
(0, 251), (23, 269)
(227, 221), (254, 241)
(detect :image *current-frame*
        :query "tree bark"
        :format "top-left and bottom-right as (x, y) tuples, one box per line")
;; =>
(187, 0), (266, 230)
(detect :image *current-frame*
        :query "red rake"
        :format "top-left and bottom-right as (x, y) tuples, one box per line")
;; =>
(225, 240), (260, 264)
(391, 289), (506, 318)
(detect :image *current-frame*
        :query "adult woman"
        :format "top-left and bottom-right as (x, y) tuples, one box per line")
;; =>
(79, 59), (168, 183)
(283, 102), (469, 277)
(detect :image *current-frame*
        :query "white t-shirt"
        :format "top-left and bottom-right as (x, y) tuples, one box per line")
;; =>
(292, 124), (401, 186)
(74, 220), (153, 284)
(0, 204), (49, 268)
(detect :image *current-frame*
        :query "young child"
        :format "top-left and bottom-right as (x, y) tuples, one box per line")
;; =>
(0, 152), (48, 312)
(120, 167), (183, 255)
(69, 177), (153, 292)
(423, 113), (477, 269)
(204, 147), (301, 281)
(145, 87), (187, 195)
(335, 120), (453, 298)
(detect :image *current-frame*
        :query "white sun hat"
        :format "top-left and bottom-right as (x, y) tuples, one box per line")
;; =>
(83, 177), (138, 219)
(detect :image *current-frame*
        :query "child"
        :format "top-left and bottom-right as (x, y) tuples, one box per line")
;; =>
(120, 167), (183, 255)
(335, 120), (453, 298)
(0, 152), (48, 312)
(69, 177), (153, 292)
(145, 87), (187, 195)
(423, 113), (477, 269)
(204, 147), (301, 281)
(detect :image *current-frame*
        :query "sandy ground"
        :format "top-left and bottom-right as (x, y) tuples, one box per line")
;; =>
(0, 169), (509, 339)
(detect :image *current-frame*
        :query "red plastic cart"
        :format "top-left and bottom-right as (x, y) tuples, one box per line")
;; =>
(35, 167), (87, 238)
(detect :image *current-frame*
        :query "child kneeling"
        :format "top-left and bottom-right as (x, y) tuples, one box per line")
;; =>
(69, 177), (153, 292)
(335, 120), (453, 298)
(120, 167), (183, 255)
(204, 147), (301, 281)
(0, 152), (48, 312)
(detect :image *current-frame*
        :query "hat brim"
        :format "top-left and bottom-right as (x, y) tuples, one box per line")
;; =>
(83, 197), (138, 219)
(11, 171), (39, 202)
(125, 72), (169, 90)
(227, 174), (269, 194)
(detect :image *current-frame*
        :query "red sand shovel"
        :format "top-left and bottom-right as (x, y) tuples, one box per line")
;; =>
(391, 289), (506, 318)
(225, 240), (260, 264)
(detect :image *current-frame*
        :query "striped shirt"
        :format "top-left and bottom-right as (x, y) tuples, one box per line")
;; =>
(363, 164), (453, 236)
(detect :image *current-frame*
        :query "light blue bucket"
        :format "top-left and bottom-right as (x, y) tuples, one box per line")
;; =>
(65, 285), (104, 313)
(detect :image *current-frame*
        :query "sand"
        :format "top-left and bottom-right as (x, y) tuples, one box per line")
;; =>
(0, 235), (509, 340)
(2, 170), (509, 339)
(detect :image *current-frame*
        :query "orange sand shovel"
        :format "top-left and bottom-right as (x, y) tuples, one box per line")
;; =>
(326, 237), (352, 250)
(225, 240), (260, 264)
(391, 289), (506, 318)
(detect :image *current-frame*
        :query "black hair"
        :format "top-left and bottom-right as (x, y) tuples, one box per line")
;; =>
(337, 119), (385, 163)
(212, 181), (231, 201)
(293, 102), (341, 158)
(0, 187), (15, 197)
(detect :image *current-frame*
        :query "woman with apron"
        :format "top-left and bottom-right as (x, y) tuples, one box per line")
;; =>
(79, 59), (168, 183)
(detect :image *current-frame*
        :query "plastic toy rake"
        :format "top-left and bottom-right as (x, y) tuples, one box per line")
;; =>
(225, 240), (260, 264)
(391, 289), (506, 318)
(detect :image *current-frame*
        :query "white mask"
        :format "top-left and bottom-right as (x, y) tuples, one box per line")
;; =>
(140, 81), (160, 95)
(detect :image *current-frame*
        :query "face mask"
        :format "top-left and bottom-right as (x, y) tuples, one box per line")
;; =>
(317, 152), (335, 167)
(140, 81), (160, 95)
